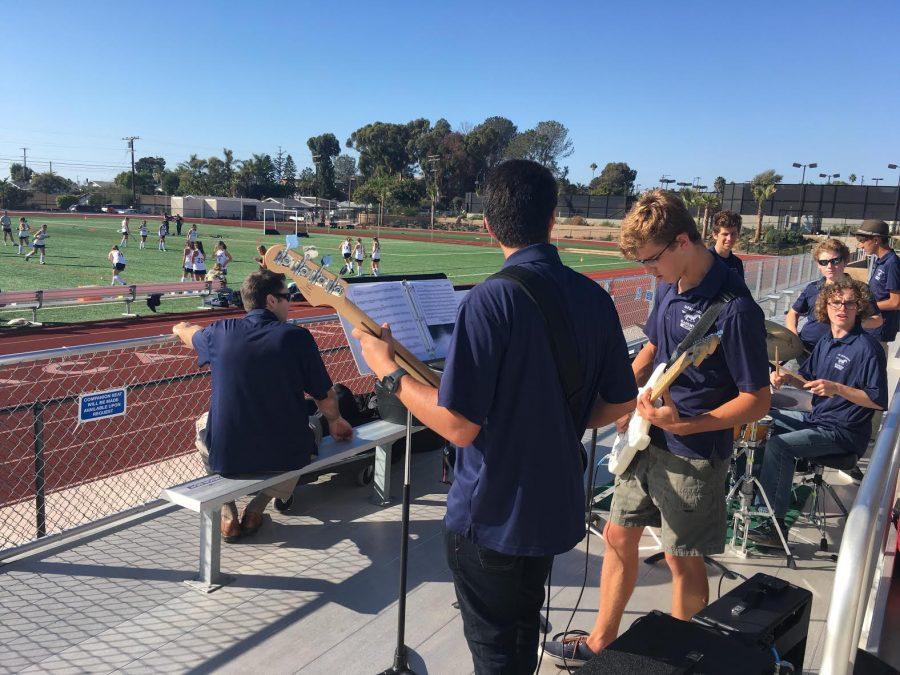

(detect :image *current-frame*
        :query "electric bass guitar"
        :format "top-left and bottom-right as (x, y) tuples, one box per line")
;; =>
(264, 245), (441, 388)
(607, 332), (722, 475)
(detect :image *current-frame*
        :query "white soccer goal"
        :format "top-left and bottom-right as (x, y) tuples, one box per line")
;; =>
(262, 208), (308, 236)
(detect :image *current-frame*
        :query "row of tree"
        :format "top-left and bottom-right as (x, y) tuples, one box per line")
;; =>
(5, 117), (645, 212)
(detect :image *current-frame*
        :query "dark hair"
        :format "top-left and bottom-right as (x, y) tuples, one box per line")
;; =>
(812, 277), (874, 324)
(241, 269), (287, 310)
(195, 241), (205, 256)
(483, 160), (557, 247)
(711, 210), (742, 235)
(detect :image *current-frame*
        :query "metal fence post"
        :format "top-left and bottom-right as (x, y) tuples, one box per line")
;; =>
(32, 401), (47, 538)
(773, 257), (781, 293)
(755, 261), (763, 300)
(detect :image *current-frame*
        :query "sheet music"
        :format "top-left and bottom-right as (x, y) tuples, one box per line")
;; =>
(338, 278), (459, 377)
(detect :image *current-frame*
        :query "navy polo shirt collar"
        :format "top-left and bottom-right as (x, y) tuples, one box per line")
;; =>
(245, 308), (279, 323)
(676, 252), (726, 300)
(876, 249), (896, 265)
(825, 324), (863, 346)
(501, 242), (561, 269)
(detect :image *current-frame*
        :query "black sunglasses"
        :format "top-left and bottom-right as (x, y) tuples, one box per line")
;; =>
(817, 256), (845, 267)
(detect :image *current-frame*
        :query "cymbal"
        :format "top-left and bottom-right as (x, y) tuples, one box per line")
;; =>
(765, 320), (805, 362)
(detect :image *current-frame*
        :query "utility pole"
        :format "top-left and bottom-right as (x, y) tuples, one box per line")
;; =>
(21, 147), (28, 181)
(49, 161), (53, 174)
(123, 136), (140, 207)
(427, 154), (440, 238)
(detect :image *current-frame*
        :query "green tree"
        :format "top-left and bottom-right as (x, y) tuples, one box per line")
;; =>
(307, 133), (342, 198)
(346, 119), (428, 178)
(466, 116), (518, 179)
(750, 169), (782, 242)
(333, 155), (357, 199)
(502, 120), (574, 177)
(159, 170), (180, 195)
(31, 172), (76, 194)
(589, 162), (637, 195)
(295, 167), (317, 195)
(0, 179), (28, 208)
(221, 148), (237, 196)
(848, 173), (857, 184)
(56, 194), (81, 209)
(10, 163), (33, 183)
(699, 192), (721, 239)
(134, 156), (166, 176)
(714, 176), (726, 199)
(282, 154), (297, 194)
(233, 153), (277, 199)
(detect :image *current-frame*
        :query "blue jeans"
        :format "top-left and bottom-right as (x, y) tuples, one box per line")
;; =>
(444, 528), (553, 674)
(758, 409), (853, 518)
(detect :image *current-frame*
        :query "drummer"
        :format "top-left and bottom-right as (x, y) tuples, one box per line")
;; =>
(786, 238), (882, 353)
(749, 278), (887, 548)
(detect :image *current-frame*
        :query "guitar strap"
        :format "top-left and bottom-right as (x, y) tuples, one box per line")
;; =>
(666, 290), (735, 369)
(490, 266), (586, 437)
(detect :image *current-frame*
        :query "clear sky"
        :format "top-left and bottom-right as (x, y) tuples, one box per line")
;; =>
(2, 0), (898, 187)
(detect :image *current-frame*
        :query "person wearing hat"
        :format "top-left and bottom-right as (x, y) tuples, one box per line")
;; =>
(856, 219), (900, 350)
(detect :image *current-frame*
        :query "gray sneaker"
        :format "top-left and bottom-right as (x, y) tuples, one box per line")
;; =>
(543, 630), (596, 669)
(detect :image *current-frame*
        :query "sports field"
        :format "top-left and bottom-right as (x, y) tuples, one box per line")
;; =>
(0, 215), (636, 323)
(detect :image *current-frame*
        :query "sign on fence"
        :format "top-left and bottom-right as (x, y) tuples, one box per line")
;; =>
(78, 388), (127, 423)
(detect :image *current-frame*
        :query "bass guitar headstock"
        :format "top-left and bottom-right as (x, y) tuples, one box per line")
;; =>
(265, 245), (346, 308)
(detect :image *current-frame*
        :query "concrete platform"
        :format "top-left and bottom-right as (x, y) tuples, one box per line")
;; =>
(0, 423), (867, 675)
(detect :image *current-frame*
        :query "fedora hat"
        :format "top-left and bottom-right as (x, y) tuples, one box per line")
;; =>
(855, 219), (890, 238)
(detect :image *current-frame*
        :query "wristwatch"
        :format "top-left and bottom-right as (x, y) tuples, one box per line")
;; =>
(381, 367), (408, 394)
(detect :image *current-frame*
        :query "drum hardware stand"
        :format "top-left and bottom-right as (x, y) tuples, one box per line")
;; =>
(378, 410), (416, 675)
(728, 438), (797, 570)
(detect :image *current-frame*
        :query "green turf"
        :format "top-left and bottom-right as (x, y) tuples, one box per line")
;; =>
(0, 216), (635, 323)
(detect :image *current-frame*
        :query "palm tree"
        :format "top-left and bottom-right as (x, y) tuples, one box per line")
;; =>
(679, 187), (698, 220)
(848, 173), (857, 184)
(750, 170), (782, 242)
(222, 148), (236, 196)
(700, 193), (720, 239)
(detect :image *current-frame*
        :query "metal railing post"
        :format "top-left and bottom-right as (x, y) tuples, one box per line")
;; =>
(772, 257), (781, 293)
(32, 401), (47, 538)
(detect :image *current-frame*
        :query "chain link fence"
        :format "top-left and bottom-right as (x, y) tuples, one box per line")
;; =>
(0, 252), (846, 556)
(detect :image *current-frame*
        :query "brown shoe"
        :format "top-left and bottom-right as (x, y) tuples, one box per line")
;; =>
(221, 516), (242, 543)
(240, 510), (268, 537)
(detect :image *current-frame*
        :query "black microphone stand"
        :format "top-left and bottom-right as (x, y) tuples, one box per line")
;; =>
(378, 409), (417, 674)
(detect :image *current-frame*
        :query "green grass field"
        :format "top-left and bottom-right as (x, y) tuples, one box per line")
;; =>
(0, 216), (636, 323)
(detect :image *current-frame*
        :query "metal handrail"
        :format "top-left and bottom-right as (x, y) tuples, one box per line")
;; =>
(0, 313), (339, 367)
(821, 379), (900, 674)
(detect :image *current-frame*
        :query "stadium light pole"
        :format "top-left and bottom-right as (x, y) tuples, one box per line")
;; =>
(888, 164), (900, 225)
(123, 136), (139, 207)
(312, 154), (322, 227)
(872, 177), (883, 186)
(792, 162), (817, 227)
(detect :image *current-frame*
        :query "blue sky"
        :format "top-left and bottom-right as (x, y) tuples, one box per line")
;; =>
(2, 0), (899, 187)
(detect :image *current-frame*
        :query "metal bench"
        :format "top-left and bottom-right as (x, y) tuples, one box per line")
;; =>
(0, 281), (213, 320)
(159, 418), (421, 592)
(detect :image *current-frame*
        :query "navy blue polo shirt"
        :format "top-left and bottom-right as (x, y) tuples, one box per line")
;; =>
(438, 243), (637, 556)
(868, 250), (900, 342)
(799, 325), (887, 453)
(645, 254), (770, 460)
(709, 246), (744, 278)
(792, 279), (830, 352)
(193, 309), (333, 475)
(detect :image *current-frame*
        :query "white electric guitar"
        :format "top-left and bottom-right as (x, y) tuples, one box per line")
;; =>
(608, 332), (722, 475)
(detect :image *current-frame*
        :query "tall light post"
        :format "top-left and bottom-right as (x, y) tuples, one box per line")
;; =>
(792, 161), (817, 227)
(426, 154), (440, 239)
(819, 172), (840, 184)
(888, 164), (900, 225)
(872, 177), (884, 186)
(588, 162), (597, 218)
(660, 177), (675, 190)
(311, 154), (322, 226)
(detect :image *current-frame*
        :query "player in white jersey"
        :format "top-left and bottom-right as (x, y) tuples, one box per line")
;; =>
(158, 221), (168, 251)
(182, 243), (194, 282)
(108, 245), (127, 285)
(23, 224), (49, 264)
(340, 237), (352, 275)
(139, 220), (148, 249)
(120, 218), (130, 248)
(192, 241), (207, 281)
(215, 241), (233, 278)
(17, 217), (30, 254)
(370, 237), (381, 276)
(353, 238), (365, 276)
(187, 224), (198, 244)
(1, 210), (12, 246)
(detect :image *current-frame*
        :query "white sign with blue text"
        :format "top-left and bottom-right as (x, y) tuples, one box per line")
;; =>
(78, 388), (127, 423)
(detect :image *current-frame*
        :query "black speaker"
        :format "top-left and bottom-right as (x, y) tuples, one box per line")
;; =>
(576, 611), (775, 674)
(692, 573), (812, 672)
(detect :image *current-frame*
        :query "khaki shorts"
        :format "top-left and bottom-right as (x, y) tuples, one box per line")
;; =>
(609, 443), (729, 556)
(194, 413), (297, 501)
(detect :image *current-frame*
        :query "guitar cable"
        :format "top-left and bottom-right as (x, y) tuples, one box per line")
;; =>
(536, 427), (600, 673)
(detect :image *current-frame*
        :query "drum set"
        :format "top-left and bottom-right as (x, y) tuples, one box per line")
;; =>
(727, 320), (807, 568)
